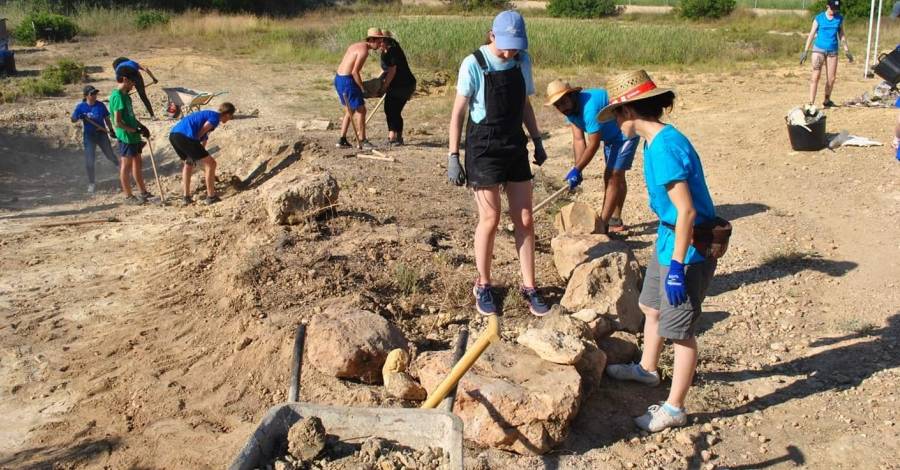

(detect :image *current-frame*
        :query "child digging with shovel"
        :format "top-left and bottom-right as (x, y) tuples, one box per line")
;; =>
(110, 74), (152, 205)
(169, 102), (235, 205)
(71, 85), (119, 194)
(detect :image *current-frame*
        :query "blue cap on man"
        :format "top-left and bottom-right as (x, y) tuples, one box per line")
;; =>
(492, 10), (528, 51)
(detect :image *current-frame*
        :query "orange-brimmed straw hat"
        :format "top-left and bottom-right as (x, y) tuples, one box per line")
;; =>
(596, 70), (675, 122)
(366, 27), (388, 39)
(544, 79), (582, 106)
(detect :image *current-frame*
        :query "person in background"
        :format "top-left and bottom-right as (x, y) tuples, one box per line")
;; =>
(169, 102), (236, 205)
(379, 31), (416, 146)
(800, 0), (854, 108)
(334, 28), (385, 150)
(113, 57), (159, 119)
(109, 74), (152, 205)
(545, 79), (639, 233)
(447, 10), (550, 317)
(71, 85), (118, 194)
(892, 97), (900, 160)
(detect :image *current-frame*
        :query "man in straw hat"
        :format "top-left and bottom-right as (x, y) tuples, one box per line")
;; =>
(545, 79), (639, 233)
(600, 70), (720, 433)
(334, 27), (385, 150)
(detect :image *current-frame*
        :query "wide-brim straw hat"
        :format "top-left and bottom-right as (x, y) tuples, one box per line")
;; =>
(545, 79), (582, 106)
(366, 27), (388, 39)
(596, 70), (675, 122)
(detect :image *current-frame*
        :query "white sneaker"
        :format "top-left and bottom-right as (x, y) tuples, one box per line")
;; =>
(634, 403), (687, 433)
(87, 184), (96, 194)
(605, 362), (661, 386)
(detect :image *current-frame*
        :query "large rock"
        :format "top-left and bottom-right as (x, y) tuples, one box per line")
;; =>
(560, 252), (644, 332)
(414, 341), (582, 455)
(540, 310), (593, 342)
(516, 328), (585, 365)
(263, 171), (339, 225)
(308, 307), (407, 384)
(576, 340), (608, 388)
(550, 234), (629, 281)
(553, 202), (601, 235)
(571, 309), (617, 340)
(597, 331), (640, 365)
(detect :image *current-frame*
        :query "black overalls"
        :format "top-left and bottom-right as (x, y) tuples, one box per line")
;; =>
(464, 49), (532, 188)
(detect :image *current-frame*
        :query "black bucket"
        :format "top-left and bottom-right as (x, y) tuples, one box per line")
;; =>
(874, 49), (900, 85)
(787, 115), (826, 151)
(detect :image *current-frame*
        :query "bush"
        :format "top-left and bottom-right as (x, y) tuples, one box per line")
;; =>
(678, 0), (736, 19)
(20, 77), (64, 97)
(12, 11), (78, 45)
(807, 0), (891, 19)
(41, 59), (84, 85)
(135, 10), (170, 30)
(444, 0), (511, 11)
(548, 0), (617, 18)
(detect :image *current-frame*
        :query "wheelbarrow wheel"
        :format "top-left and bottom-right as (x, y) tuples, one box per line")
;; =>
(289, 323), (307, 402)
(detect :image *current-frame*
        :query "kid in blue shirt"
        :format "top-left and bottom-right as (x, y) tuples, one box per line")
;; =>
(169, 103), (235, 205)
(800, 0), (854, 107)
(70, 85), (118, 193)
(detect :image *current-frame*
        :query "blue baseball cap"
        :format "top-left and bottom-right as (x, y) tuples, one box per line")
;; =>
(492, 10), (528, 51)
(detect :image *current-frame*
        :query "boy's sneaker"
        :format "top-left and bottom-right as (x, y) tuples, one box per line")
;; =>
(336, 137), (352, 148)
(472, 282), (497, 316)
(203, 195), (221, 205)
(605, 362), (661, 386)
(520, 287), (550, 316)
(123, 195), (143, 205)
(139, 191), (154, 202)
(823, 99), (837, 108)
(634, 402), (687, 433)
(359, 139), (376, 150)
(87, 184), (96, 194)
(182, 196), (194, 206)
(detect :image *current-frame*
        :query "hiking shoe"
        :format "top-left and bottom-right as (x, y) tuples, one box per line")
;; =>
(336, 137), (352, 148)
(359, 139), (376, 150)
(520, 286), (550, 316)
(634, 402), (688, 433)
(123, 195), (143, 206)
(472, 282), (497, 316)
(605, 362), (661, 386)
(203, 195), (221, 205)
(87, 183), (96, 194)
(822, 99), (837, 108)
(139, 191), (154, 203)
(182, 196), (194, 205)
(388, 136), (404, 146)
(608, 217), (626, 233)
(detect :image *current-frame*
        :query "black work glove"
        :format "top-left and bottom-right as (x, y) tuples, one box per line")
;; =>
(799, 50), (808, 65)
(137, 125), (150, 139)
(846, 50), (854, 63)
(532, 137), (547, 166)
(447, 153), (466, 186)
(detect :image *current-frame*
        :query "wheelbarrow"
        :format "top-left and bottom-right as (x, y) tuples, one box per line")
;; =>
(228, 317), (500, 470)
(162, 87), (227, 118)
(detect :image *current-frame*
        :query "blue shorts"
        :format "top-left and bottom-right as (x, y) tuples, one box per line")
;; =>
(334, 74), (364, 111)
(118, 141), (145, 157)
(604, 136), (638, 172)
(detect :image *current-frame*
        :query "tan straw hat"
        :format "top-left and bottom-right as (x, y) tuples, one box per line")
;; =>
(366, 27), (388, 39)
(544, 79), (582, 106)
(596, 70), (675, 122)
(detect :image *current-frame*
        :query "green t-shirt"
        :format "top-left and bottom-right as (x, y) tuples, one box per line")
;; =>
(108, 89), (141, 144)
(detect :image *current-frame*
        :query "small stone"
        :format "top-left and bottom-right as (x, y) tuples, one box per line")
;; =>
(701, 450), (713, 462)
(675, 431), (694, 446)
(235, 337), (252, 351)
(287, 416), (326, 461)
(706, 434), (719, 446)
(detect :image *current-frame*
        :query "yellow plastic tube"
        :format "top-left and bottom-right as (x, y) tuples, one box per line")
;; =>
(421, 316), (499, 409)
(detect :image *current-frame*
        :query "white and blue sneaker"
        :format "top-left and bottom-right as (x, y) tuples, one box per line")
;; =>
(473, 282), (497, 316)
(605, 362), (661, 386)
(634, 402), (688, 432)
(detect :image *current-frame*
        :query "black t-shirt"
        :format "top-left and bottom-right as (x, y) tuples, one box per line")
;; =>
(381, 44), (416, 89)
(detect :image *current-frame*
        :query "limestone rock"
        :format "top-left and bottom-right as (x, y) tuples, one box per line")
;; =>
(308, 307), (408, 384)
(551, 233), (631, 281)
(553, 202), (601, 235)
(539, 310), (593, 342)
(576, 340), (608, 388)
(414, 341), (582, 455)
(384, 371), (427, 401)
(262, 171), (339, 225)
(571, 309), (617, 340)
(296, 119), (333, 131)
(382, 349), (410, 377)
(560, 252), (644, 332)
(287, 416), (326, 462)
(597, 331), (640, 365)
(517, 328), (586, 365)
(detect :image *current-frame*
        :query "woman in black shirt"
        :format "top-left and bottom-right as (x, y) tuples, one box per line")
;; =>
(380, 32), (416, 145)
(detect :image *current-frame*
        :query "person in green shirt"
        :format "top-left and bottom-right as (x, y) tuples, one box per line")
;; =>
(109, 75), (152, 204)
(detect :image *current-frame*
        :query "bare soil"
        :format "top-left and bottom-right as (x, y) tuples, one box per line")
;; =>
(1, 37), (898, 470)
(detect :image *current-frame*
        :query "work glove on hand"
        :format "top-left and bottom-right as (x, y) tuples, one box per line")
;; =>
(109, 130), (117, 139)
(846, 51), (854, 63)
(665, 260), (688, 307)
(531, 137), (547, 166)
(799, 51), (808, 65)
(137, 125), (150, 139)
(564, 167), (583, 190)
(447, 153), (466, 186)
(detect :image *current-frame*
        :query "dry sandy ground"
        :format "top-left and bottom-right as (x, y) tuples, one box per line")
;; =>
(1, 37), (899, 470)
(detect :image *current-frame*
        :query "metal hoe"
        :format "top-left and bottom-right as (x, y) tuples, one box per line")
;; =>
(145, 138), (167, 205)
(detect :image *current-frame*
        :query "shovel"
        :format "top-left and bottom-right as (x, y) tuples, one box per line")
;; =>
(342, 93), (362, 149)
(505, 185), (570, 233)
(365, 94), (387, 126)
(144, 138), (167, 205)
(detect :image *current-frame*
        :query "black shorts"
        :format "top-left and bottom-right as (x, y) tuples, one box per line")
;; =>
(169, 132), (209, 165)
(464, 124), (531, 188)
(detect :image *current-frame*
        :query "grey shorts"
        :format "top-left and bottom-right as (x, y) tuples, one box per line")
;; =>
(638, 248), (717, 340)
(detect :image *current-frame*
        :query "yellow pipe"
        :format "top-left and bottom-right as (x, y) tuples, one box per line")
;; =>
(421, 316), (499, 409)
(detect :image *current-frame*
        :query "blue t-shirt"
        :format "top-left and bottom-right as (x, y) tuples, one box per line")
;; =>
(171, 110), (220, 141)
(71, 101), (110, 137)
(643, 125), (716, 265)
(456, 45), (535, 124)
(565, 89), (628, 147)
(115, 60), (140, 74)
(814, 12), (843, 52)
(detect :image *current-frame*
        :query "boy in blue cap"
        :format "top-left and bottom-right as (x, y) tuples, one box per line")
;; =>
(169, 102), (236, 205)
(71, 85), (118, 194)
(447, 10), (551, 317)
(545, 79), (640, 233)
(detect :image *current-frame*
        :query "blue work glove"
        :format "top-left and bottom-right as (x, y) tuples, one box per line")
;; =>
(564, 167), (583, 190)
(447, 153), (466, 186)
(665, 260), (688, 307)
(531, 137), (547, 166)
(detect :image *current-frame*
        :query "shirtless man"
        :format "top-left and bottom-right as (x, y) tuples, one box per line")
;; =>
(334, 27), (385, 149)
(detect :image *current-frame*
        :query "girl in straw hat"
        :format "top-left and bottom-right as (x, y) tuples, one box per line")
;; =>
(447, 10), (550, 317)
(599, 70), (718, 433)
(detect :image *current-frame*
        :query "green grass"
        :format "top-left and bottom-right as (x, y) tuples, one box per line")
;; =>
(622, 0), (812, 8)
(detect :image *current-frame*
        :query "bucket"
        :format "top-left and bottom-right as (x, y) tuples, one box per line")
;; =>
(786, 115), (826, 151)
(874, 49), (900, 85)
